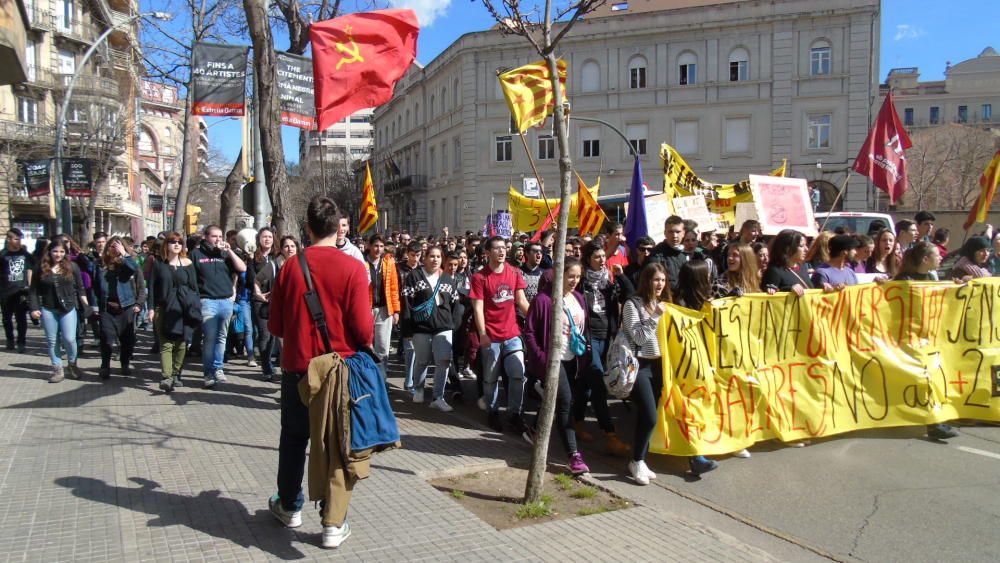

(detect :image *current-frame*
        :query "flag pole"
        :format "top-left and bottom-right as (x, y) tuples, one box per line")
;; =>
(819, 170), (853, 232)
(517, 131), (555, 226)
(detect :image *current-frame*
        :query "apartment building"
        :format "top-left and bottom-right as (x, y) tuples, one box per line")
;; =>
(372, 0), (881, 234)
(0, 0), (144, 242)
(883, 47), (1000, 132)
(299, 108), (373, 169)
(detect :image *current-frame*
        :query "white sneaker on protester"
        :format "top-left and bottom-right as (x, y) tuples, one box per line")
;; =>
(734, 448), (751, 458)
(268, 494), (302, 528)
(214, 369), (228, 383)
(248, 359), (258, 368)
(641, 461), (657, 480)
(477, 397), (487, 411)
(322, 521), (351, 549)
(627, 460), (649, 486)
(412, 388), (424, 403)
(460, 366), (476, 379)
(429, 398), (453, 412)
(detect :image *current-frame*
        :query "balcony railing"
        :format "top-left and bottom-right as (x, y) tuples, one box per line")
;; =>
(0, 119), (55, 145)
(27, 9), (53, 30)
(53, 21), (96, 44)
(54, 73), (121, 99)
(24, 65), (56, 89)
(384, 174), (426, 195)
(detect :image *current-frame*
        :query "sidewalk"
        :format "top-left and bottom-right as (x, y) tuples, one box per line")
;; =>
(0, 327), (788, 561)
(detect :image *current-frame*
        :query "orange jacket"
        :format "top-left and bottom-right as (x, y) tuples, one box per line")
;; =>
(368, 254), (400, 315)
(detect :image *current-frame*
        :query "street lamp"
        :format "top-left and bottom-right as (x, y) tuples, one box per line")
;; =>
(52, 11), (173, 236)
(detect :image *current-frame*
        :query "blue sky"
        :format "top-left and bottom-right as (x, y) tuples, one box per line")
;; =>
(198, 0), (996, 165)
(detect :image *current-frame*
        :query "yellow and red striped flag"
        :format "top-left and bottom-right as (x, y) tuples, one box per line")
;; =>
(358, 161), (378, 234)
(576, 174), (606, 237)
(498, 59), (567, 133)
(964, 149), (1000, 230)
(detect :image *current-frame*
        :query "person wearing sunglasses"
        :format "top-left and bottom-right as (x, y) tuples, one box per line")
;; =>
(147, 232), (199, 392)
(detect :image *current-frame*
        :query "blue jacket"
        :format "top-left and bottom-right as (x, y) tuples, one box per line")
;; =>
(344, 352), (400, 451)
(95, 256), (147, 310)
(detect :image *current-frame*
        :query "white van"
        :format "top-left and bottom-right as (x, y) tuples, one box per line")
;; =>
(815, 212), (895, 235)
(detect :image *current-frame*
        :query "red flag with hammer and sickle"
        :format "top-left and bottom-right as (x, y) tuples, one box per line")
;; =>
(852, 92), (913, 205)
(310, 9), (419, 130)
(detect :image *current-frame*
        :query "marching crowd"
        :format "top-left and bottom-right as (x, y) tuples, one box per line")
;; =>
(2, 205), (999, 491)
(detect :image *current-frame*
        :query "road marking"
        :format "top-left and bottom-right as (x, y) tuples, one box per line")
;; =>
(955, 446), (1000, 461)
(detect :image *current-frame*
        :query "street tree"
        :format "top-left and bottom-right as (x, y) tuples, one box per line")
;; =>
(904, 124), (998, 211)
(480, 0), (607, 504)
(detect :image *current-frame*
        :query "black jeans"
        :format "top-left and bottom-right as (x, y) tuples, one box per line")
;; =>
(99, 307), (136, 369)
(573, 337), (615, 433)
(254, 302), (276, 375)
(277, 372), (308, 511)
(2, 293), (28, 346)
(554, 359), (578, 456)
(631, 357), (663, 462)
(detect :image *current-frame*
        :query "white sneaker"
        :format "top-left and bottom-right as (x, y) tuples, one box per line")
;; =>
(214, 369), (228, 383)
(412, 388), (424, 403)
(429, 398), (453, 412)
(268, 494), (302, 528)
(248, 359), (258, 368)
(638, 460), (657, 480)
(322, 521), (351, 549)
(477, 397), (488, 411)
(734, 448), (751, 459)
(461, 366), (476, 379)
(628, 460), (649, 486)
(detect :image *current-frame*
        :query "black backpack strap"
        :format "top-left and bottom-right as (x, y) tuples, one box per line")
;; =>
(297, 251), (333, 355)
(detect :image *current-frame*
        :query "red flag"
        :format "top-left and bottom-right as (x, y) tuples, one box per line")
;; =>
(852, 92), (913, 205)
(530, 203), (561, 242)
(310, 9), (419, 130)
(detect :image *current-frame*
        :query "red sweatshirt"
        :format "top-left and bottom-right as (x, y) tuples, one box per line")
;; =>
(269, 246), (374, 373)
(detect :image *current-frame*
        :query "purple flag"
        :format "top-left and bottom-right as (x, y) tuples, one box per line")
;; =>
(623, 156), (648, 250)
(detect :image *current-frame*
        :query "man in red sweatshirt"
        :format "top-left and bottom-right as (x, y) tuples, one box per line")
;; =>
(267, 195), (373, 549)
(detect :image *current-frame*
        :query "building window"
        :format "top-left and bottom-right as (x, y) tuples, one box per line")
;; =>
(414, 103), (420, 125)
(958, 105), (968, 123)
(441, 87), (448, 113)
(441, 142), (448, 174)
(810, 41), (831, 76)
(453, 138), (461, 171)
(58, 48), (75, 74)
(17, 97), (38, 124)
(983, 104), (992, 122)
(628, 56), (647, 89)
(68, 103), (89, 124)
(429, 95), (435, 120)
(728, 48), (749, 81)
(453, 79), (460, 108)
(904, 108), (913, 126)
(25, 39), (36, 81)
(495, 135), (512, 162)
(930, 106), (940, 125)
(429, 200), (435, 230)
(350, 115), (370, 123)
(441, 198), (447, 229)
(453, 195), (460, 228)
(404, 109), (410, 130)
(807, 114), (832, 149)
(678, 52), (697, 85)
(429, 147), (436, 177)
(724, 117), (750, 154)
(581, 60), (600, 93)
(59, 0), (73, 30)
(537, 135), (555, 160)
(626, 123), (648, 156)
(581, 127), (600, 158)
(674, 120), (698, 154)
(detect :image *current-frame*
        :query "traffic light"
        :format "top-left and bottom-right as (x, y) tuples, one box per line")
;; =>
(184, 204), (202, 234)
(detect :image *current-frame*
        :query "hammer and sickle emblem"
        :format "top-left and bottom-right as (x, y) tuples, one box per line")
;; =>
(335, 25), (365, 70)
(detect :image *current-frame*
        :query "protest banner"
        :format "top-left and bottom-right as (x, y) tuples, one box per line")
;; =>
(507, 186), (594, 232)
(276, 52), (316, 129)
(191, 42), (249, 117)
(18, 159), (50, 198)
(62, 158), (93, 197)
(734, 201), (758, 231)
(650, 280), (1000, 457)
(749, 174), (817, 237)
(626, 192), (672, 242)
(672, 195), (717, 232)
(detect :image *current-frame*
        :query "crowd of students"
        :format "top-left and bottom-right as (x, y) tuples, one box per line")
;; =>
(2, 208), (999, 483)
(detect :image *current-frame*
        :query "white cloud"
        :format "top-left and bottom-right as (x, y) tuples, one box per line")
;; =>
(894, 24), (926, 41)
(389, 0), (453, 27)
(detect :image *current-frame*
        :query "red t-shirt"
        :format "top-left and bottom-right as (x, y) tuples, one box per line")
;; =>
(268, 246), (374, 373)
(606, 244), (629, 276)
(469, 263), (526, 342)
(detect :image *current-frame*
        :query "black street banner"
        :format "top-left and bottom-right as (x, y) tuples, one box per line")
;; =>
(18, 159), (50, 198)
(148, 193), (164, 213)
(191, 42), (249, 117)
(166, 196), (176, 217)
(62, 158), (93, 197)
(277, 52), (316, 130)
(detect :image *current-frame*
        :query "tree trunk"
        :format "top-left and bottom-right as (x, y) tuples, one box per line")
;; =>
(219, 148), (244, 230)
(524, 51), (575, 504)
(172, 91), (197, 232)
(243, 0), (297, 237)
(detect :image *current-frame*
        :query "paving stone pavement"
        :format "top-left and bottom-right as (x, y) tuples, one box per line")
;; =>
(0, 327), (780, 562)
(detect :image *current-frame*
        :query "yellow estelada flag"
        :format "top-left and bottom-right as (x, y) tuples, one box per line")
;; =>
(576, 174), (606, 237)
(358, 162), (378, 234)
(498, 59), (567, 133)
(964, 149), (1000, 230)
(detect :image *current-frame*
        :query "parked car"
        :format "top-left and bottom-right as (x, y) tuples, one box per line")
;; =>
(815, 212), (895, 235)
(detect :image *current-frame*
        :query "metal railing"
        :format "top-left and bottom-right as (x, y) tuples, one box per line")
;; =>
(53, 21), (96, 44)
(24, 65), (55, 88)
(0, 120), (55, 145)
(54, 73), (120, 98)
(384, 174), (427, 194)
(27, 8), (53, 30)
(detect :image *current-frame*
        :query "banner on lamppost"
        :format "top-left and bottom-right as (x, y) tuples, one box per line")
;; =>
(18, 159), (51, 198)
(166, 196), (176, 218)
(148, 193), (164, 213)
(191, 42), (249, 117)
(277, 52), (316, 130)
(62, 158), (93, 197)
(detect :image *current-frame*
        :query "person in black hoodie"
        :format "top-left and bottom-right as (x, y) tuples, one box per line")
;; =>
(400, 245), (461, 412)
(1, 228), (34, 352)
(649, 215), (688, 294)
(148, 231), (199, 392)
(94, 236), (146, 380)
